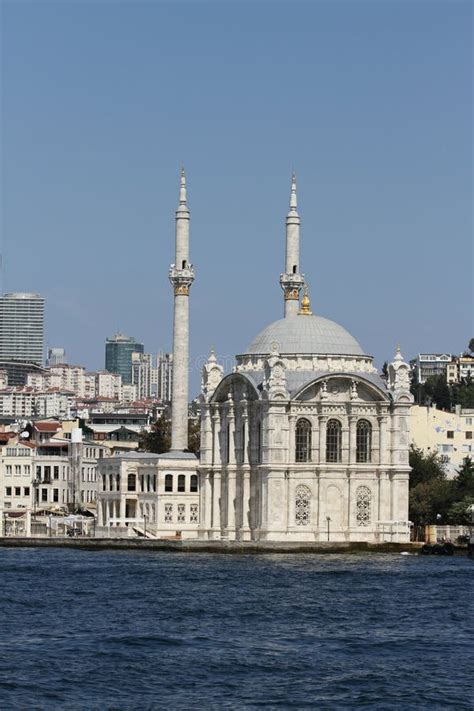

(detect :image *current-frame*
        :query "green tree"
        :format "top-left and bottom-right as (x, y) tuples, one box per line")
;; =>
(139, 415), (201, 455)
(468, 337), (474, 354)
(409, 446), (446, 487)
(453, 457), (474, 499)
(447, 495), (474, 525)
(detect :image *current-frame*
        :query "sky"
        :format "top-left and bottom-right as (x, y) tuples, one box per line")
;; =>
(1, 0), (472, 393)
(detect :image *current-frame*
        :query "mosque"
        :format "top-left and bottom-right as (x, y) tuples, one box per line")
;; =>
(97, 171), (413, 543)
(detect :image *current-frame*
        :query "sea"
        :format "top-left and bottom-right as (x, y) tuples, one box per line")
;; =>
(0, 548), (471, 710)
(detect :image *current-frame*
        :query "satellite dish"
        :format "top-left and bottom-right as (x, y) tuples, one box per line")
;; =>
(20, 431), (30, 439)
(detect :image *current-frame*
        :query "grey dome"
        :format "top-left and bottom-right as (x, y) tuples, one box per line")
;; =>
(245, 315), (365, 356)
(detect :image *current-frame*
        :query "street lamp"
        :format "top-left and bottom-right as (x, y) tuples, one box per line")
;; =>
(326, 516), (331, 542)
(143, 514), (147, 538)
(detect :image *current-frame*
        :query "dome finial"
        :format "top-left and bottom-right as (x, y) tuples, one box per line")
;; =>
(299, 284), (312, 315)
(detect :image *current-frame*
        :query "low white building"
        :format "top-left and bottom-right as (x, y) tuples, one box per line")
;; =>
(97, 452), (199, 537)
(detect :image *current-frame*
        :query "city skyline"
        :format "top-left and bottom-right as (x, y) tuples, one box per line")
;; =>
(2, 1), (472, 393)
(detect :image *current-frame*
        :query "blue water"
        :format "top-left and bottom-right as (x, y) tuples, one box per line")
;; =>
(0, 549), (471, 710)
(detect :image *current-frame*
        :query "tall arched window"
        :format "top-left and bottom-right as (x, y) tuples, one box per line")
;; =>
(165, 474), (173, 492)
(326, 419), (342, 462)
(356, 486), (372, 526)
(127, 473), (136, 492)
(295, 418), (312, 462)
(295, 485), (311, 526)
(178, 474), (186, 492)
(190, 474), (198, 492)
(356, 420), (372, 463)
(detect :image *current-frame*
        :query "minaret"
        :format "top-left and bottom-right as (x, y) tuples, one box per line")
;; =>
(169, 167), (195, 451)
(279, 173), (305, 317)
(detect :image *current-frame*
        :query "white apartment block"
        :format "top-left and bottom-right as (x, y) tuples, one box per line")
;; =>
(96, 371), (122, 400)
(0, 388), (74, 419)
(414, 354), (451, 384)
(446, 355), (474, 384)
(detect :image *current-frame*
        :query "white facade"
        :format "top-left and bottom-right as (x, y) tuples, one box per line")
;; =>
(415, 353), (451, 384)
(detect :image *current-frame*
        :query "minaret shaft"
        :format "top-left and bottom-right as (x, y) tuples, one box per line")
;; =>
(280, 174), (304, 317)
(169, 168), (194, 451)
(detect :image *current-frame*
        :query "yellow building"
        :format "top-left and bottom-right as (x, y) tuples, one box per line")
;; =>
(410, 405), (474, 478)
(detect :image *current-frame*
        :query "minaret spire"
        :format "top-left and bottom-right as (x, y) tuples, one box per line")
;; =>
(169, 167), (195, 451)
(280, 172), (304, 317)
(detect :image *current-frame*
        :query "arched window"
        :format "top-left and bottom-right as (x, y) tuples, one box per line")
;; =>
(127, 473), (136, 492)
(326, 419), (342, 462)
(165, 474), (173, 492)
(295, 485), (311, 526)
(190, 474), (198, 492)
(102, 474), (106, 492)
(356, 420), (372, 463)
(356, 486), (372, 526)
(295, 418), (312, 462)
(178, 474), (186, 492)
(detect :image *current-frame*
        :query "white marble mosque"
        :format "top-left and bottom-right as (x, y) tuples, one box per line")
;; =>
(98, 171), (413, 542)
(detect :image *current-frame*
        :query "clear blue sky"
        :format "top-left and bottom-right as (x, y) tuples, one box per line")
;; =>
(2, 0), (472, 392)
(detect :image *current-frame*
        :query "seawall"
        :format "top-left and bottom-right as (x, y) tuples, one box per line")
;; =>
(0, 537), (425, 554)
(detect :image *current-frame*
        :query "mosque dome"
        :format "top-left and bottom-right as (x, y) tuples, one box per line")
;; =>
(245, 314), (365, 356)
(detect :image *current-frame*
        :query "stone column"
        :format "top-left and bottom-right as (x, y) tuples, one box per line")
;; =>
(226, 472), (236, 538)
(349, 415), (357, 465)
(319, 415), (327, 464)
(200, 403), (212, 466)
(204, 471), (212, 534)
(378, 416), (387, 466)
(288, 414), (295, 463)
(240, 469), (251, 540)
(228, 398), (235, 465)
(212, 407), (222, 467)
(342, 421), (350, 465)
(119, 497), (126, 526)
(212, 471), (221, 537)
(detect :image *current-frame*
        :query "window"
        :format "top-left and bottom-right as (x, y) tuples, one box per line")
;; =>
(295, 418), (312, 462)
(6, 465), (12, 476)
(24, 487), (30, 496)
(326, 420), (342, 463)
(14, 465), (21, 476)
(165, 474), (173, 492)
(127, 473), (136, 492)
(466, 432), (472, 440)
(466, 418), (473, 425)
(356, 486), (372, 526)
(190, 504), (198, 523)
(25, 465), (30, 476)
(178, 475), (185, 492)
(44, 466), (51, 483)
(295, 485), (311, 526)
(356, 420), (372, 463)
(41, 489), (48, 502)
(36, 466), (41, 479)
(190, 474), (198, 493)
(447, 431), (454, 439)
(177, 503), (185, 523)
(53, 489), (59, 502)
(462, 445), (472, 453)
(5, 487), (11, 497)
(164, 503), (173, 523)
(15, 487), (21, 496)
(54, 466), (59, 480)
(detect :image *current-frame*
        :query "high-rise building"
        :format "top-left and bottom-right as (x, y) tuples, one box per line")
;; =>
(0, 293), (45, 366)
(47, 347), (66, 366)
(157, 352), (173, 403)
(105, 334), (144, 384)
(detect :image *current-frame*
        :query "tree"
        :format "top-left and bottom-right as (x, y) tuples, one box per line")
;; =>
(409, 446), (446, 488)
(139, 414), (201, 455)
(447, 496), (474, 525)
(468, 337), (474, 354)
(453, 457), (474, 499)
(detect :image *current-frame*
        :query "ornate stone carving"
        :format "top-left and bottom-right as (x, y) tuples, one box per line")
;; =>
(295, 484), (311, 526)
(356, 485), (371, 526)
(201, 348), (224, 401)
(169, 263), (195, 295)
(262, 348), (289, 400)
(388, 345), (414, 403)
